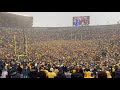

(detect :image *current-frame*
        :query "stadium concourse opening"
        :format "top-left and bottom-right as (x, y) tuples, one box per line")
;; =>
(0, 12), (120, 78)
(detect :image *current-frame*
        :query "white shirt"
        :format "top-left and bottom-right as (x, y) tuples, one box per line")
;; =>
(1, 70), (8, 78)
(64, 72), (71, 78)
(35, 63), (37, 67)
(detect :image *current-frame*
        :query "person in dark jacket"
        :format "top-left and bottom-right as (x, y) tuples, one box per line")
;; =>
(22, 66), (28, 78)
(97, 71), (107, 78)
(11, 71), (21, 78)
(79, 68), (84, 78)
(92, 68), (97, 78)
(37, 70), (47, 78)
(26, 66), (31, 78)
(62, 65), (67, 72)
(114, 66), (120, 78)
(30, 66), (38, 78)
(8, 67), (16, 78)
(17, 65), (23, 74)
(55, 69), (66, 78)
(71, 68), (83, 78)
(55, 72), (66, 78)
(0, 67), (2, 76)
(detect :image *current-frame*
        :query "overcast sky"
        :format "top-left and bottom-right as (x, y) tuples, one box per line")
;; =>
(9, 12), (120, 27)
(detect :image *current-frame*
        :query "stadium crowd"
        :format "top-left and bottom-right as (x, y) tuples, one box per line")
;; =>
(0, 24), (119, 78)
(0, 58), (120, 78)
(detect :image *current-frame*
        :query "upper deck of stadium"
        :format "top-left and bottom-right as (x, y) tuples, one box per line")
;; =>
(3, 12), (33, 17)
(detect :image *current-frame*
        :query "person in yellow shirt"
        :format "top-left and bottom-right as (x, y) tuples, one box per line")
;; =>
(47, 68), (56, 78)
(20, 64), (23, 69)
(27, 63), (32, 70)
(84, 69), (93, 78)
(44, 69), (49, 76)
(106, 71), (112, 78)
(43, 66), (49, 76)
(72, 70), (76, 73)
(112, 67), (115, 72)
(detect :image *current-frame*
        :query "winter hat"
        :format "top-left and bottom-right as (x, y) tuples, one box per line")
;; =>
(50, 68), (54, 72)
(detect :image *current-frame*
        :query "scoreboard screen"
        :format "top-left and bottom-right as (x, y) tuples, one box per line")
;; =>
(73, 16), (90, 26)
